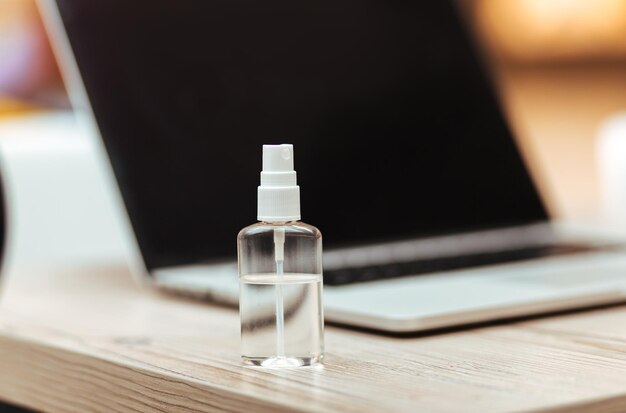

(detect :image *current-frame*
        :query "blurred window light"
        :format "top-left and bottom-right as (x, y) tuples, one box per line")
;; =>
(0, 0), (63, 106)
(474, 0), (626, 63)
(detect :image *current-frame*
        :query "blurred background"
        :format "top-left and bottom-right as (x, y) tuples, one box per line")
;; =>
(0, 0), (65, 112)
(0, 0), (626, 269)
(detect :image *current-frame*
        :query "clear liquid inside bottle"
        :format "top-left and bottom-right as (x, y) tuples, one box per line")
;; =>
(238, 221), (324, 367)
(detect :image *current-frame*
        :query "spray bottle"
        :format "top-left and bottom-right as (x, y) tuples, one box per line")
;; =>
(237, 144), (324, 367)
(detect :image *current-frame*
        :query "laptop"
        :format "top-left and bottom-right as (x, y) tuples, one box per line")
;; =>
(39, 0), (626, 332)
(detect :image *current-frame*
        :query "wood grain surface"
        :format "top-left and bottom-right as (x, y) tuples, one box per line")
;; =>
(2, 266), (626, 412)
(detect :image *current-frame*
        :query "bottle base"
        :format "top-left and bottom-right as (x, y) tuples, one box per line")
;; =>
(242, 355), (323, 367)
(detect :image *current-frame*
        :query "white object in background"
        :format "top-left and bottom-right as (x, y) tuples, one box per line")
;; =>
(597, 111), (626, 233)
(0, 111), (130, 272)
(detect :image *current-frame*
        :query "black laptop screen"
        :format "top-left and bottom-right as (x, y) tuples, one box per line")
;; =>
(54, 0), (547, 270)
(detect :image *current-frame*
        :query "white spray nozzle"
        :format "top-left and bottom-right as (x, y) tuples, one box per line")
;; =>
(263, 145), (294, 172)
(258, 144), (301, 222)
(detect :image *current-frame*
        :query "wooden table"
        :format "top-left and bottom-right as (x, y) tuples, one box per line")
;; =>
(2, 266), (626, 412)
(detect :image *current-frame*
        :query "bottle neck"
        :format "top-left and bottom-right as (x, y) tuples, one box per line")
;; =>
(260, 220), (299, 226)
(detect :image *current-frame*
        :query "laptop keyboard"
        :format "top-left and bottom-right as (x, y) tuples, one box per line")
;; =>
(324, 243), (600, 286)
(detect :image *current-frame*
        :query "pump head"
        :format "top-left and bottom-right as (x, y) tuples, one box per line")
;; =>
(258, 144), (301, 222)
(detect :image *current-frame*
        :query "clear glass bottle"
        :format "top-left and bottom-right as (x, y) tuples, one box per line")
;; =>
(237, 144), (324, 367)
(238, 221), (323, 367)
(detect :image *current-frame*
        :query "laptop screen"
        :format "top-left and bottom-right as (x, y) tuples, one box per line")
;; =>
(54, 0), (547, 270)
